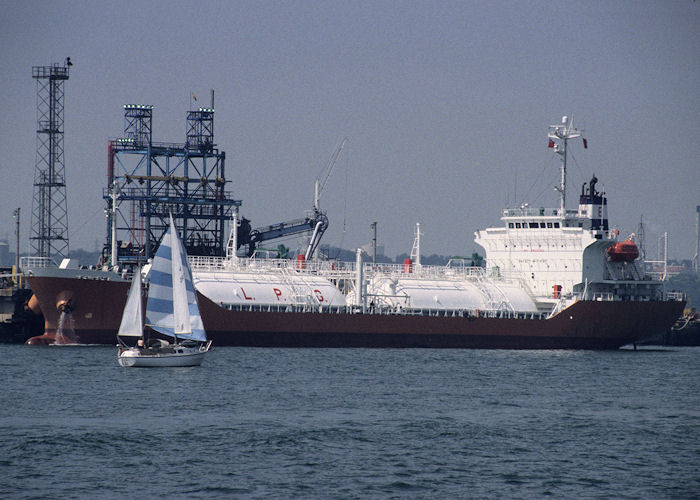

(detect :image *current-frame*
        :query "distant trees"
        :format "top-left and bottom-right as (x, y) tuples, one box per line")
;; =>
(667, 272), (700, 309)
(318, 245), (484, 267)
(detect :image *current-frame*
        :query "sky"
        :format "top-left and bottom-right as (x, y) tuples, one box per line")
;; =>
(1, 0), (698, 262)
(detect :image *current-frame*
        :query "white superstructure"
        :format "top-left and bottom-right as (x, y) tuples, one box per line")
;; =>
(475, 116), (661, 311)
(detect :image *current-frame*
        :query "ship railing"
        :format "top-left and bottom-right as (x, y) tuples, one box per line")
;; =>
(444, 264), (487, 278)
(20, 256), (56, 269)
(503, 207), (563, 217)
(590, 292), (616, 301)
(445, 259), (487, 275)
(189, 255), (488, 282)
(219, 302), (550, 320)
(502, 207), (582, 218)
(189, 256), (229, 271)
(362, 262), (485, 280)
(189, 255), (358, 276)
(665, 291), (685, 302)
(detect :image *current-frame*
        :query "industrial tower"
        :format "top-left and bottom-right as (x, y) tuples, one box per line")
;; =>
(30, 59), (72, 259)
(104, 98), (240, 266)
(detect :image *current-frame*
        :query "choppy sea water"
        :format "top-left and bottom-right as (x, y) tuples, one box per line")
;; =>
(1, 345), (698, 499)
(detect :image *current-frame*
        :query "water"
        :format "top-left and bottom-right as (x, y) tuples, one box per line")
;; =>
(1, 345), (698, 499)
(55, 311), (79, 345)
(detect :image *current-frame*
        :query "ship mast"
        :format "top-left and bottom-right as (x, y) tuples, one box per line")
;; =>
(548, 115), (582, 215)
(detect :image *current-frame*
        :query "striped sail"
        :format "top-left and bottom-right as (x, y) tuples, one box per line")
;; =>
(145, 215), (206, 341)
(117, 266), (143, 337)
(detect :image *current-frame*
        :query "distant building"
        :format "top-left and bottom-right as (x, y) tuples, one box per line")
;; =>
(0, 241), (9, 267)
(360, 243), (385, 257)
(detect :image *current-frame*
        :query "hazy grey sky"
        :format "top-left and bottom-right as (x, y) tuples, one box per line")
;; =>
(1, 0), (698, 260)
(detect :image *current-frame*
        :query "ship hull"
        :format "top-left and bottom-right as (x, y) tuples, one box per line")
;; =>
(25, 275), (684, 349)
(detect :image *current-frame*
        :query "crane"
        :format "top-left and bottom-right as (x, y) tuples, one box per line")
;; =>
(236, 138), (348, 259)
(313, 137), (348, 213)
(307, 137), (348, 259)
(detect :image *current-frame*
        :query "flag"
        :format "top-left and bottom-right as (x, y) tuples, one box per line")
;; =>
(548, 139), (554, 148)
(582, 137), (588, 149)
(192, 93), (198, 102)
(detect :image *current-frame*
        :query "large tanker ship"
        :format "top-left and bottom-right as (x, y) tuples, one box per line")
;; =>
(24, 116), (684, 348)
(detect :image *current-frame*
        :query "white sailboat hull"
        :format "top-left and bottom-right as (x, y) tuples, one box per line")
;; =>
(117, 342), (211, 367)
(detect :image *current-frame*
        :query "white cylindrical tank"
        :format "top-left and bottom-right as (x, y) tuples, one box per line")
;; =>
(193, 270), (347, 307)
(367, 277), (485, 310)
(366, 275), (538, 312)
(492, 283), (539, 312)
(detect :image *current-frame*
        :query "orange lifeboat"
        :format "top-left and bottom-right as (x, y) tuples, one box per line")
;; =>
(606, 238), (639, 262)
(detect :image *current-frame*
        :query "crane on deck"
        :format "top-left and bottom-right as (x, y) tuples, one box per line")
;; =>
(237, 138), (348, 259)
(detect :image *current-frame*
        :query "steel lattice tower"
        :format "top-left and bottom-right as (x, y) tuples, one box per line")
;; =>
(104, 103), (239, 266)
(30, 60), (71, 259)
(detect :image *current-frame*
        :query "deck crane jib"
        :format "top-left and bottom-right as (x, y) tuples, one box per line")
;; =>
(233, 138), (348, 260)
(313, 137), (348, 213)
(307, 137), (348, 259)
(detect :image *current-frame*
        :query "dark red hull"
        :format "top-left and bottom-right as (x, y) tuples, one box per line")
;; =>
(25, 275), (684, 349)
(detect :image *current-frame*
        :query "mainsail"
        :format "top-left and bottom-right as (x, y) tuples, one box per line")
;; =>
(146, 215), (206, 341)
(117, 266), (143, 337)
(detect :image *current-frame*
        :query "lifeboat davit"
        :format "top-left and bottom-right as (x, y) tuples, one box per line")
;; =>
(606, 238), (639, 262)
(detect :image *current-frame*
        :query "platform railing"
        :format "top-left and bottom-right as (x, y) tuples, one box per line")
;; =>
(20, 257), (56, 269)
(219, 301), (549, 320)
(665, 291), (686, 302)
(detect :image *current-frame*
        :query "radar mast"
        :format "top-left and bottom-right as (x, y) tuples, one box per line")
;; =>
(548, 115), (582, 215)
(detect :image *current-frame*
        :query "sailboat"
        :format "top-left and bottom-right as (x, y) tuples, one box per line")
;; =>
(117, 214), (212, 367)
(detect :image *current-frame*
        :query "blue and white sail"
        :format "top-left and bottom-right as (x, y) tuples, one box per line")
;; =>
(145, 214), (206, 341)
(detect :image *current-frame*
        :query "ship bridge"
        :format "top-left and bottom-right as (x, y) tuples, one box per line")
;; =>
(475, 118), (616, 303)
